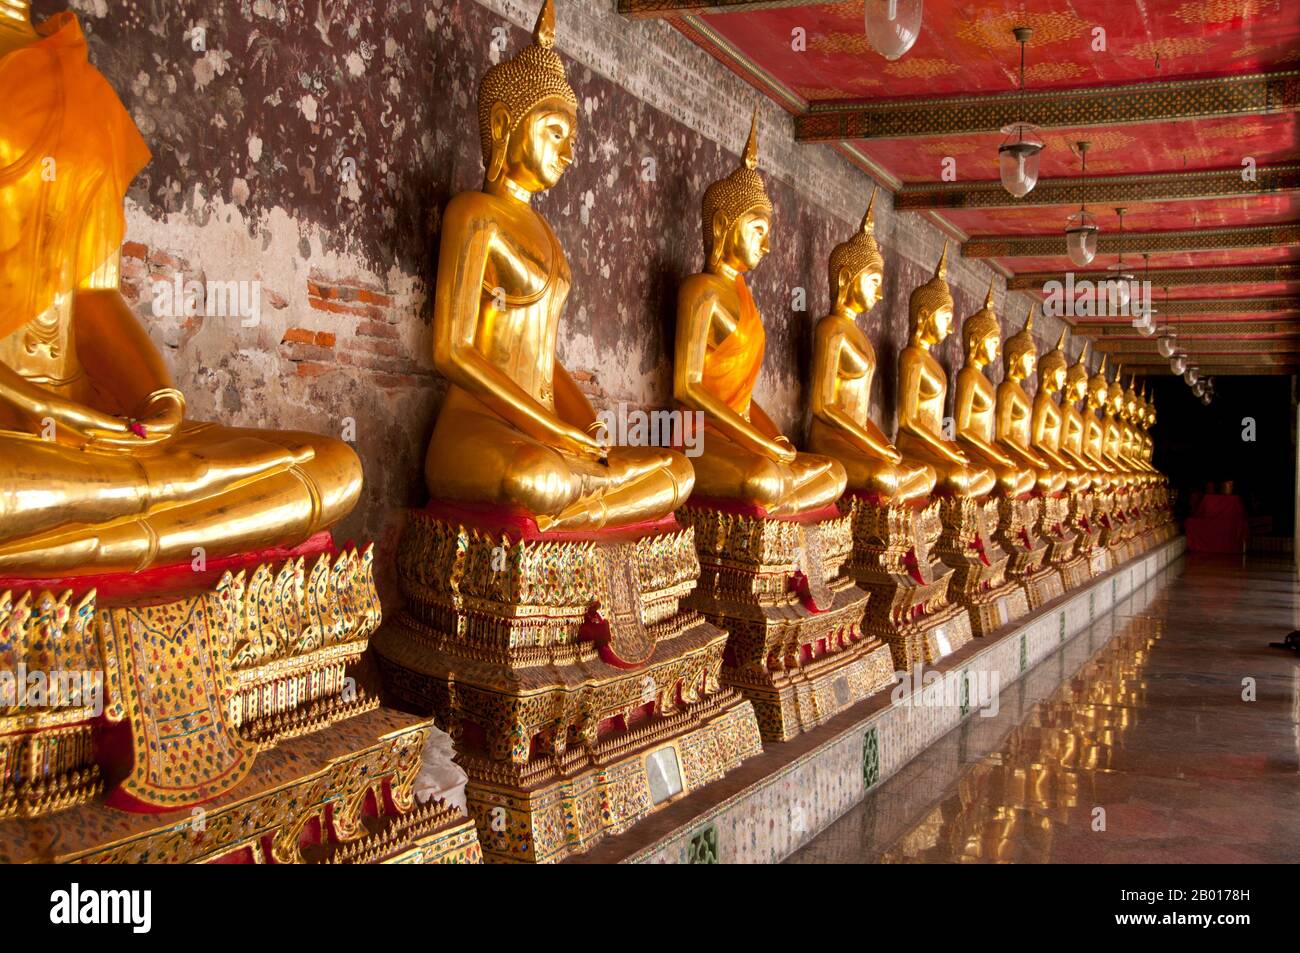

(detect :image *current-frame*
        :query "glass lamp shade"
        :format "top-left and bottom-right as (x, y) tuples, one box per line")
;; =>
(1170, 353), (1188, 375)
(998, 125), (1044, 198)
(1108, 275), (1134, 311)
(1201, 391), (1212, 405)
(1184, 366), (1200, 386)
(1157, 333), (1178, 358)
(1134, 311), (1156, 336)
(864, 0), (923, 61)
(1193, 379), (1208, 397)
(1064, 211), (1099, 267)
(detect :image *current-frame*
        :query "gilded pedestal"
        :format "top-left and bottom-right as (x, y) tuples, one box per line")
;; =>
(0, 542), (479, 863)
(373, 506), (762, 863)
(991, 494), (1063, 609)
(677, 503), (894, 743)
(839, 494), (973, 669)
(933, 495), (1030, 636)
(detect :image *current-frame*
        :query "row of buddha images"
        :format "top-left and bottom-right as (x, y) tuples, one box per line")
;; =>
(0, 0), (1160, 580)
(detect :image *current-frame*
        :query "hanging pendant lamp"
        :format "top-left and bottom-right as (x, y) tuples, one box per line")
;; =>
(1065, 141), (1098, 266)
(864, 0), (924, 60)
(998, 27), (1044, 198)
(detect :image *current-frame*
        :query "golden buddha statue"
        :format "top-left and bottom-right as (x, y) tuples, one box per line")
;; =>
(1031, 329), (1091, 495)
(896, 246), (995, 498)
(1103, 366), (1139, 485)
(424, 0), (691, 531)
(808, 191), (935, 505)
(674, 114), (844, 516)
(952, 282), (1034, 498)
(994, 306), (1065, 496)
(1123, 376), (1156, 482)
(0, 7), (360, 575)
(1084, 355), (1119, 486)
(1060, 343), (1107, 489)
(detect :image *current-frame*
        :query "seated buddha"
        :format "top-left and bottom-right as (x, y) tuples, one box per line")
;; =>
(424, 0), (692, 531)
(1123, 376), (1156, 482)
(951, 282), (1035, 498)
(895, 246), (995, 498)
(1060, 343), (1109, 490)
(1084, 356), (1119, 488)
(1031, 330), (1092, 494)
(0, 8), (360, 575)
(808, 192), (935, 506)
(1100, 362), (1137, 487)
(674, 113), (844, 517)
(995, 306), (1066, 495)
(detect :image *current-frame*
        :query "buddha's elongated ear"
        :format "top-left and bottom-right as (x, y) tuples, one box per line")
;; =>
(487, 102), (511, 183)
(709, 210), (729, 268)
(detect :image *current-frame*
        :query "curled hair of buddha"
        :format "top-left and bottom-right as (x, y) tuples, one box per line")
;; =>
(910, 243), (953, 331)
(477, 0), (577, 170)
(1003, 303), (1038, 375)
(961, 277), (999, 359)
(829, 188), (885, 303)
(1038, 326), (1070, 386)
(1108, 362), (1127, 403)
(702, 108), (774, 265)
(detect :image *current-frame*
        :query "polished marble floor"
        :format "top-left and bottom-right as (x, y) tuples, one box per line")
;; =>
(788, 555), (1300, 863)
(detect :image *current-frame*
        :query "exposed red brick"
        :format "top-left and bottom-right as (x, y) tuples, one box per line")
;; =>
(148, 249), (182, 270)
(356, 319), (399, 339)
(355, 288), (394, 307)
(353, 337), (403, 358)
(282, 327), (316, 345)
(296, 361), (334, 378)
(281, 342), (335, 363)
(315, 331), (336, 347)
(121, 240), (148, 260)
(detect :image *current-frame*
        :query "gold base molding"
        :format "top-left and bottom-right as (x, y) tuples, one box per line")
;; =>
(933, 496), (1030, 637)
(374, 507), (763, 862)
(839, 494), (973, 669)
(677, 505), (893, 742)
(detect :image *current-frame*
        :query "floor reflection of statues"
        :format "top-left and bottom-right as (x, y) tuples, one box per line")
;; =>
(0, 3), (477, 863)
(674, 123), (892, 741)
(810, 197), (971, 667)
(375, 0), (761, 863)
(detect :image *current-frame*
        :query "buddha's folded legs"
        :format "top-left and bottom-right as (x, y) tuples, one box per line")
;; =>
(691, 432), (845, 516)
(896, 433), (995, 498)
(425, 392), (693, 530)
(0, 423), (361, 574)
(809, 429), (935, 505)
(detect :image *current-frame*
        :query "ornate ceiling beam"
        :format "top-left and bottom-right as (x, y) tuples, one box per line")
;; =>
(795, 71), (1300, 141)
(619, 0), (817, 15)
(1131, 363), (1295, 376)
(1082, 321), (1299, 337)
(894, 164), (1300, 210)
(963, 224), (1300, 259)
(1008, 263), (1300, 290)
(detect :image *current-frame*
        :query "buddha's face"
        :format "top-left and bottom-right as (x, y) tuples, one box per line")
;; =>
(850, 268), (883, 313)
(504, 97), (577, 192)
(928, 304), (954, 344)
(1070, 374), (1088, 402)
(1046, 363), (1067, 394)
(1010, 349), (1035, 381)
(724, 210), (772, 273)
(974, 330), (998, 366)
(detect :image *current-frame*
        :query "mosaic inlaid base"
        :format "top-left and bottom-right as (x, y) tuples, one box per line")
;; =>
(464, 694), (761, 863)
(374, 505), (762, 862)
(678, 505), (892, 742)
(932, 496), (1030, 638)
(0, 708), (480, 864)
(838, 494), (974, 669)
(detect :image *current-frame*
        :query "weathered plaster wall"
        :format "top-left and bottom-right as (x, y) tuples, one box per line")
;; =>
(39, 0), (1076, 599)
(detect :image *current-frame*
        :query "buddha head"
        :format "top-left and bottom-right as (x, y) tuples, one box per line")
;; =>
(1124, 376), (1141, 421)
(1003, 305), (1038, 383)
(1107, 364), (1127, 415)
(703, 110), (773, 275)
(478, 0), (578, 194)
(829, 189), (884, 316)
(1065, 342), (1090, 405)
(909, 244), (954, 348)
(1038, 327), (1070, 396)
(1144, 384), (1157, 427)
(961, 279), (1000, 368)
(1087, 356), (1110, 410)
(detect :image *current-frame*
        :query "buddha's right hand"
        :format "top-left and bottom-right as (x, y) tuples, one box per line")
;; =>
(770, 435), (798, 465)
(35, 393), (171, 449)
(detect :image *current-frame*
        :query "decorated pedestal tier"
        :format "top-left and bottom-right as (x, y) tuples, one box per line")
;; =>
(0, 535), (479, 863)
(676, 501), (895, 743)
(837, 494), (972, 669)
(373, 503), (763, 864)
(932, 495), (1030, 638)
(991, 494), (1065, 610)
